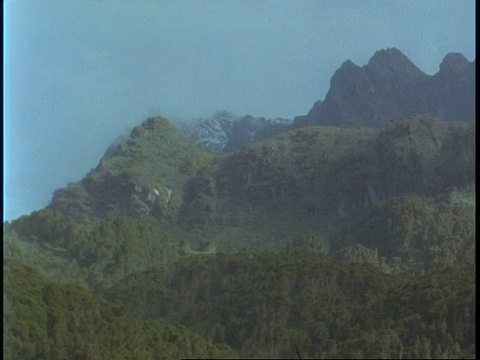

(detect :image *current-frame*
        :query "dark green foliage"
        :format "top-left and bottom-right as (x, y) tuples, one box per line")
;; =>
(289, 233), (329, 256)
(50, 117), (215, 221)
(49, 183), (94, 220)
(104, 250), (475, 359)
(3, 259), (238, 360)
(373, 115), (474, 195)
(4, 114), (475, 359)
(7, 211), (183, 291)
(338, 190), (475, 272)
(9, 209), (76, 248)
(437, 122), (475, 189)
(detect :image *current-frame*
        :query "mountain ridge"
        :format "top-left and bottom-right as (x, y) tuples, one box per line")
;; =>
(293, 47), (475, 127)
(171, 48), (474, 153)
(4, 48), (476, 359)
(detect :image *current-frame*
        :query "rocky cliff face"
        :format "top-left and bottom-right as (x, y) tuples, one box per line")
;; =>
(176, 111), (291, 153)
(427, 53), (476, 120)
(294, 48), (475, 127)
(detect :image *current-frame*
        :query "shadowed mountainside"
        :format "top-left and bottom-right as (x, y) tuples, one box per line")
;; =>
(293, 48), (475, 127)
(171, 49), (474, 154)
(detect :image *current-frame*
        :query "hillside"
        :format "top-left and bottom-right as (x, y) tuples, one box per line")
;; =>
(48, 117), (214, 222)
(4, 111), (475, 359)
(4, 259), (238, 359)
(104, 250), (475, 359)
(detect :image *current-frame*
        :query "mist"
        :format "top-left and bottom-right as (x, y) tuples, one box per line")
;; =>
(4, 0), (475, 221)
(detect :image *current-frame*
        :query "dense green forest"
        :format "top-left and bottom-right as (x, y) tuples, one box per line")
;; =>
(4, 115), (475, 358)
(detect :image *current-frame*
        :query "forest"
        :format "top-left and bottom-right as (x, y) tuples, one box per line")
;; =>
(4, 114), (475, 359)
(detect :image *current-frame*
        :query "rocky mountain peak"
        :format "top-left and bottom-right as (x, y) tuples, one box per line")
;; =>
(367, 48), (418, 71)
(438, 52), (472, 74)
(365, 47), (426, 86)
(334, 59), (362, 77)
(294, 48), (475, 127)
(328, 59), (366, 93)
(177, 112), (291, 153)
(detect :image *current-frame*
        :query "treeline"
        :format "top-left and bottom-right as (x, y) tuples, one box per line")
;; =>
(5, 210), (183, 291)
(181, 115), (475, 228)
(3, 259), (238, 360)
(104, 249), (475, 359)
(3, 115), (475, 359)
(334, 191), (475, 272)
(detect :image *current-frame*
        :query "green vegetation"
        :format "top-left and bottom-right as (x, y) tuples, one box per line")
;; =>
(7, 210), (185, 291)
(103, 250), (475, 359)
(4, 259), (238, 359)
(4, 114), (475, 358)
(50, 117), (214, 221)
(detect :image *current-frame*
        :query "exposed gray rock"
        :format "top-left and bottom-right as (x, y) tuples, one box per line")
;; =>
(294, 48), (475, 127)
(177, 111), (292, 153)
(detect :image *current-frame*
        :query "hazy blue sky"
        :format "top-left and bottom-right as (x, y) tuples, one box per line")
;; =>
(4, 0), (475, 221)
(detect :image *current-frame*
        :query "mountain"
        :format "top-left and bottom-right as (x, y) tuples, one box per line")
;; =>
(176, 110), (291, 153)
(49, 116), (215, 221)
(5, 114), (475, 359)
(4, 49), (476, 359)
(294, 48), (475, 127)
(172, 49), (474, 154)
(35, 113), (474, 268)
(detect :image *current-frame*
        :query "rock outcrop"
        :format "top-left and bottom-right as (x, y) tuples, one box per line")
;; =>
(294, 48), (475, 127)
(177, 111), (292, 153)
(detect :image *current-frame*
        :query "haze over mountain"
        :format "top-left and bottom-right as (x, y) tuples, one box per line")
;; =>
(4, 0), (475, 221)
(293, 48), (475, 127)
(172, 48), (474, 154)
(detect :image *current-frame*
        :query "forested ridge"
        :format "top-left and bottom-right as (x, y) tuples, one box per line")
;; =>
(4, 114), (475, 359)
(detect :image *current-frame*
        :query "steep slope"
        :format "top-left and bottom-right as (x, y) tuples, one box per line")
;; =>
(181, 114), (474, 223)
(426, 53), (476, 120)
(294, 48), (475, 127)
(49, 117), (215, 222)
(4, 113), (475, 359)
(178, 115), (475, 269)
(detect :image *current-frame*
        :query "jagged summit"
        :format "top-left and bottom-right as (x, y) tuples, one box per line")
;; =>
(367, 48), (421, 72)
(294, 48), (475, 127)
(329, 59), (365, 88)
(177, 111), (292, 153)
(365, 47), (427, 87)
(438, 52), (472, 74)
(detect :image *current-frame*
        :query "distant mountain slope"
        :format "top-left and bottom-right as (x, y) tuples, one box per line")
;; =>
(176, 110), (291, 153)
(172, 48), (474, 153)
(49, 117), (214, 221)
(182, 115), (474, 224)
(294, 48), (475, 127)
